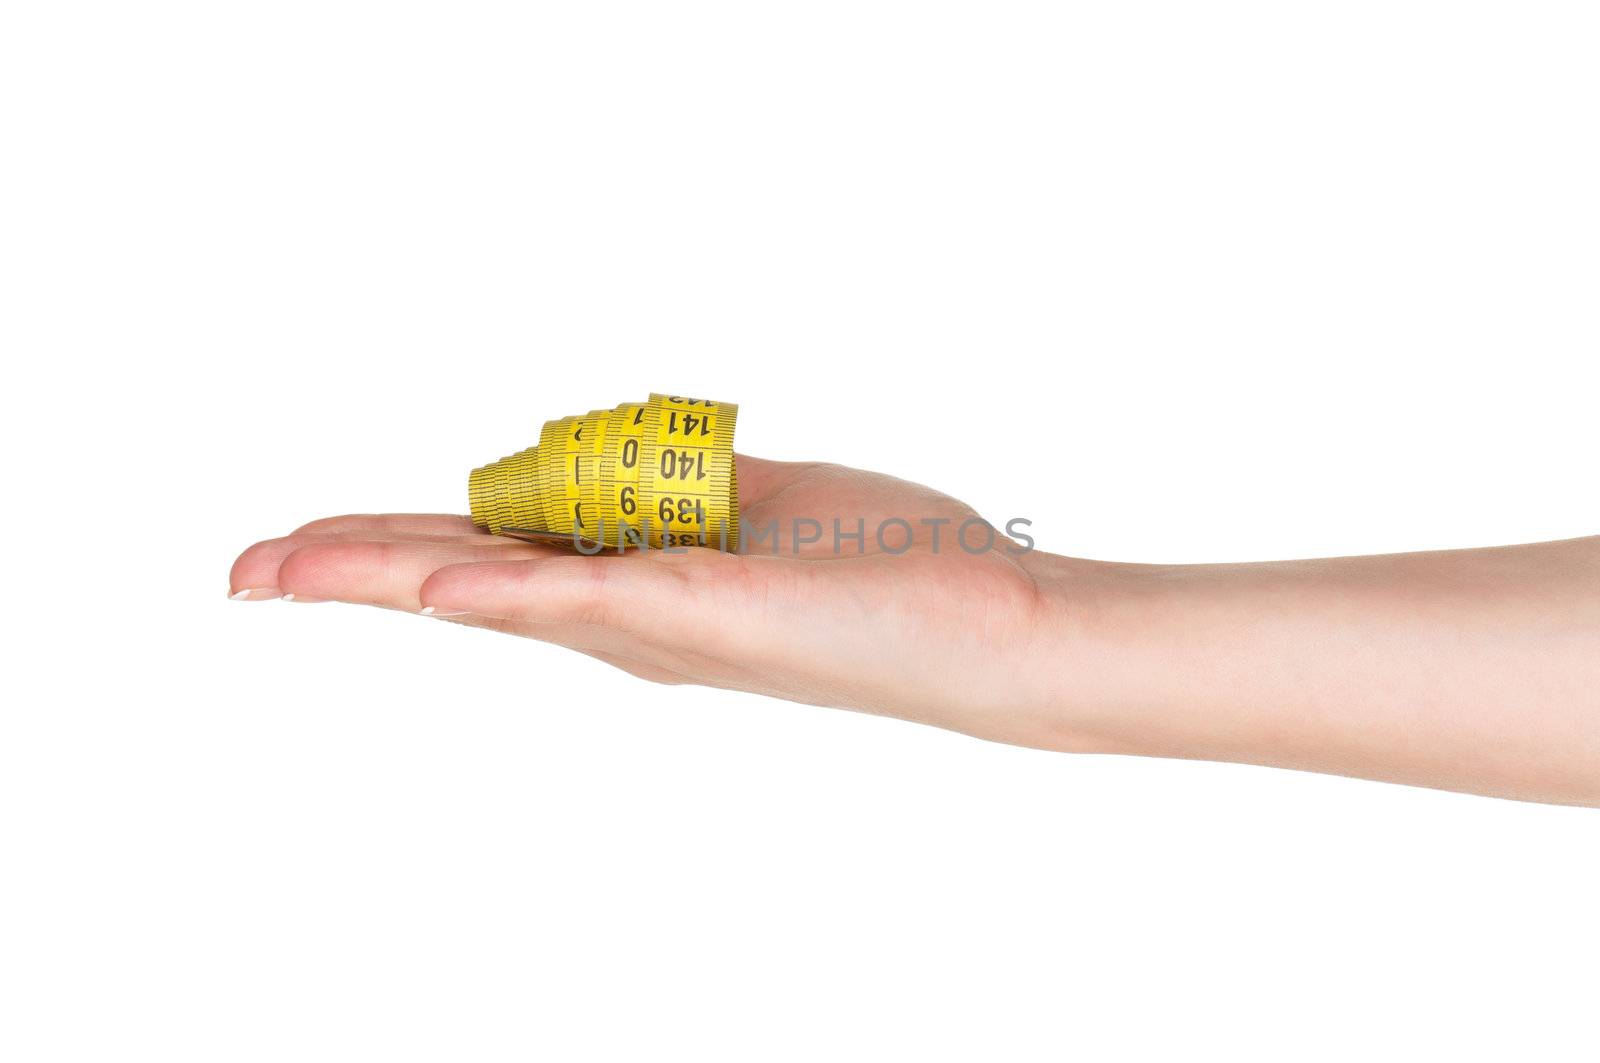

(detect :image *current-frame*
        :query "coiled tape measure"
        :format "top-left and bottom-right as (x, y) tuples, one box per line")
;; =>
(469, 393), (738, 550)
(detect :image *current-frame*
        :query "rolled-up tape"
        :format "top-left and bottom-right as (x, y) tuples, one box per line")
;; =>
(470, 393), (739, 550)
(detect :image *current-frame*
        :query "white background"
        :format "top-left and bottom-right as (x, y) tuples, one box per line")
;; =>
(3, 2), (1597, 1059)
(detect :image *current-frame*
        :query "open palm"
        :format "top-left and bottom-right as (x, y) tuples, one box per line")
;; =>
(231, 456), (1071, 748)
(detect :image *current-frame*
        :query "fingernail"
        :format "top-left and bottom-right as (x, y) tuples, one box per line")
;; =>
(420, 606), (470, 617)
(229, 588), (279, 601)
(282, 593), (329, 603)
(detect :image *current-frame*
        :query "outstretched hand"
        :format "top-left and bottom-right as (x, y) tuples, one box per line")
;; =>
(230, 455), (1078, 749)
(233, 456), (1600, 803)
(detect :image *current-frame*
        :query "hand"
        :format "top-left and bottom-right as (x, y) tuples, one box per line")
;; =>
(230, 456), (1079, 749)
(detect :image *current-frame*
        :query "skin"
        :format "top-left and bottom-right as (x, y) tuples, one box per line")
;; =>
(231, 455), (1600, 806)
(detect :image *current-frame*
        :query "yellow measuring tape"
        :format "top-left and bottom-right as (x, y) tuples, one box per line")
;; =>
(469, 393), (739, 550)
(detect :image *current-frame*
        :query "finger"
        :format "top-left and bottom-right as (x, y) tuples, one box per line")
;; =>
(291, 513), (496, 539)
(274, 539), (552, 612)
(230, 538), (298, 599)
(230, 524), (521, 599)
(419, 549), (756, 642)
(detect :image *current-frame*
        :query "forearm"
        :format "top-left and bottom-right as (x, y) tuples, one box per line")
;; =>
(1033, 536), (1600, 805)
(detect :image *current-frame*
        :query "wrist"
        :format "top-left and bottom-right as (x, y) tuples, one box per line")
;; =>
(1019, 551), (1247, 760)
(1014, 551), (1162, 755)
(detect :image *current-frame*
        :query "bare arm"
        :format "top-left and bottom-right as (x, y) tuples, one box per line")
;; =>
(1031, 536), (1600, 805)
(230, 456), (1600, 806)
